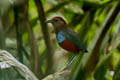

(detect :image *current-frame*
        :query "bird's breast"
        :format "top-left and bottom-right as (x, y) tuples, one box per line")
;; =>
(56, 32), (79, 53)
(59, 40), (79, 53)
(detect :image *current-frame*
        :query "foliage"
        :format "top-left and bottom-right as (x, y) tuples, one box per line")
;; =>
(0, 0), (120, 80)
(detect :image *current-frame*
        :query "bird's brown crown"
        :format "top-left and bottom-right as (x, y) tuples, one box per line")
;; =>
(52, 16), (66, 25)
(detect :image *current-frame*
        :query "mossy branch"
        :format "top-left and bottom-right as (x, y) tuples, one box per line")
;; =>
(0, 50), (39, 80)
(0, 50), (71, 80)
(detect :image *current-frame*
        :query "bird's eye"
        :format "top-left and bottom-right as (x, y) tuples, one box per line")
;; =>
(54, 19), (58, 22)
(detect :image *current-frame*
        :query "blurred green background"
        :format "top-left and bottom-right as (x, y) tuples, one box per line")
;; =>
(0, 0), (120, 80)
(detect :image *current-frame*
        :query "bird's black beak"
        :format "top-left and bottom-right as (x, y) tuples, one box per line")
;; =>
(46, 20), (53, 23)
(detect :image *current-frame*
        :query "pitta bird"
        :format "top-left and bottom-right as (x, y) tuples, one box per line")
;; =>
(46, 16), (88, 67)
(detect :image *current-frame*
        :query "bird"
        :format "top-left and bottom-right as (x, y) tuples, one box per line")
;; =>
(46, 16), (88, 67)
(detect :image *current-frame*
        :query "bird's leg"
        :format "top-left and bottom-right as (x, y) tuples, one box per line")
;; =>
(66, 55), (77, 67)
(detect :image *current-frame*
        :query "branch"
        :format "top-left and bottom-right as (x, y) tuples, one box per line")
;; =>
(42, 67), (72, 80)
(0, 50), (72, 80)
(34, 0), (55, 74)
(0, 18), (5, 49)
(25, 0), (43, 77)
(0, 50), (39, 80)
(14, 6), (23, 63)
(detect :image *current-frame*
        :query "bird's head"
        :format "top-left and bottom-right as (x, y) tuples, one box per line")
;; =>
(46, 16), (67, 31)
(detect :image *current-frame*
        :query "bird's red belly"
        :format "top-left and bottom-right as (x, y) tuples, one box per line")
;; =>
(59, 40), (79, 53)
